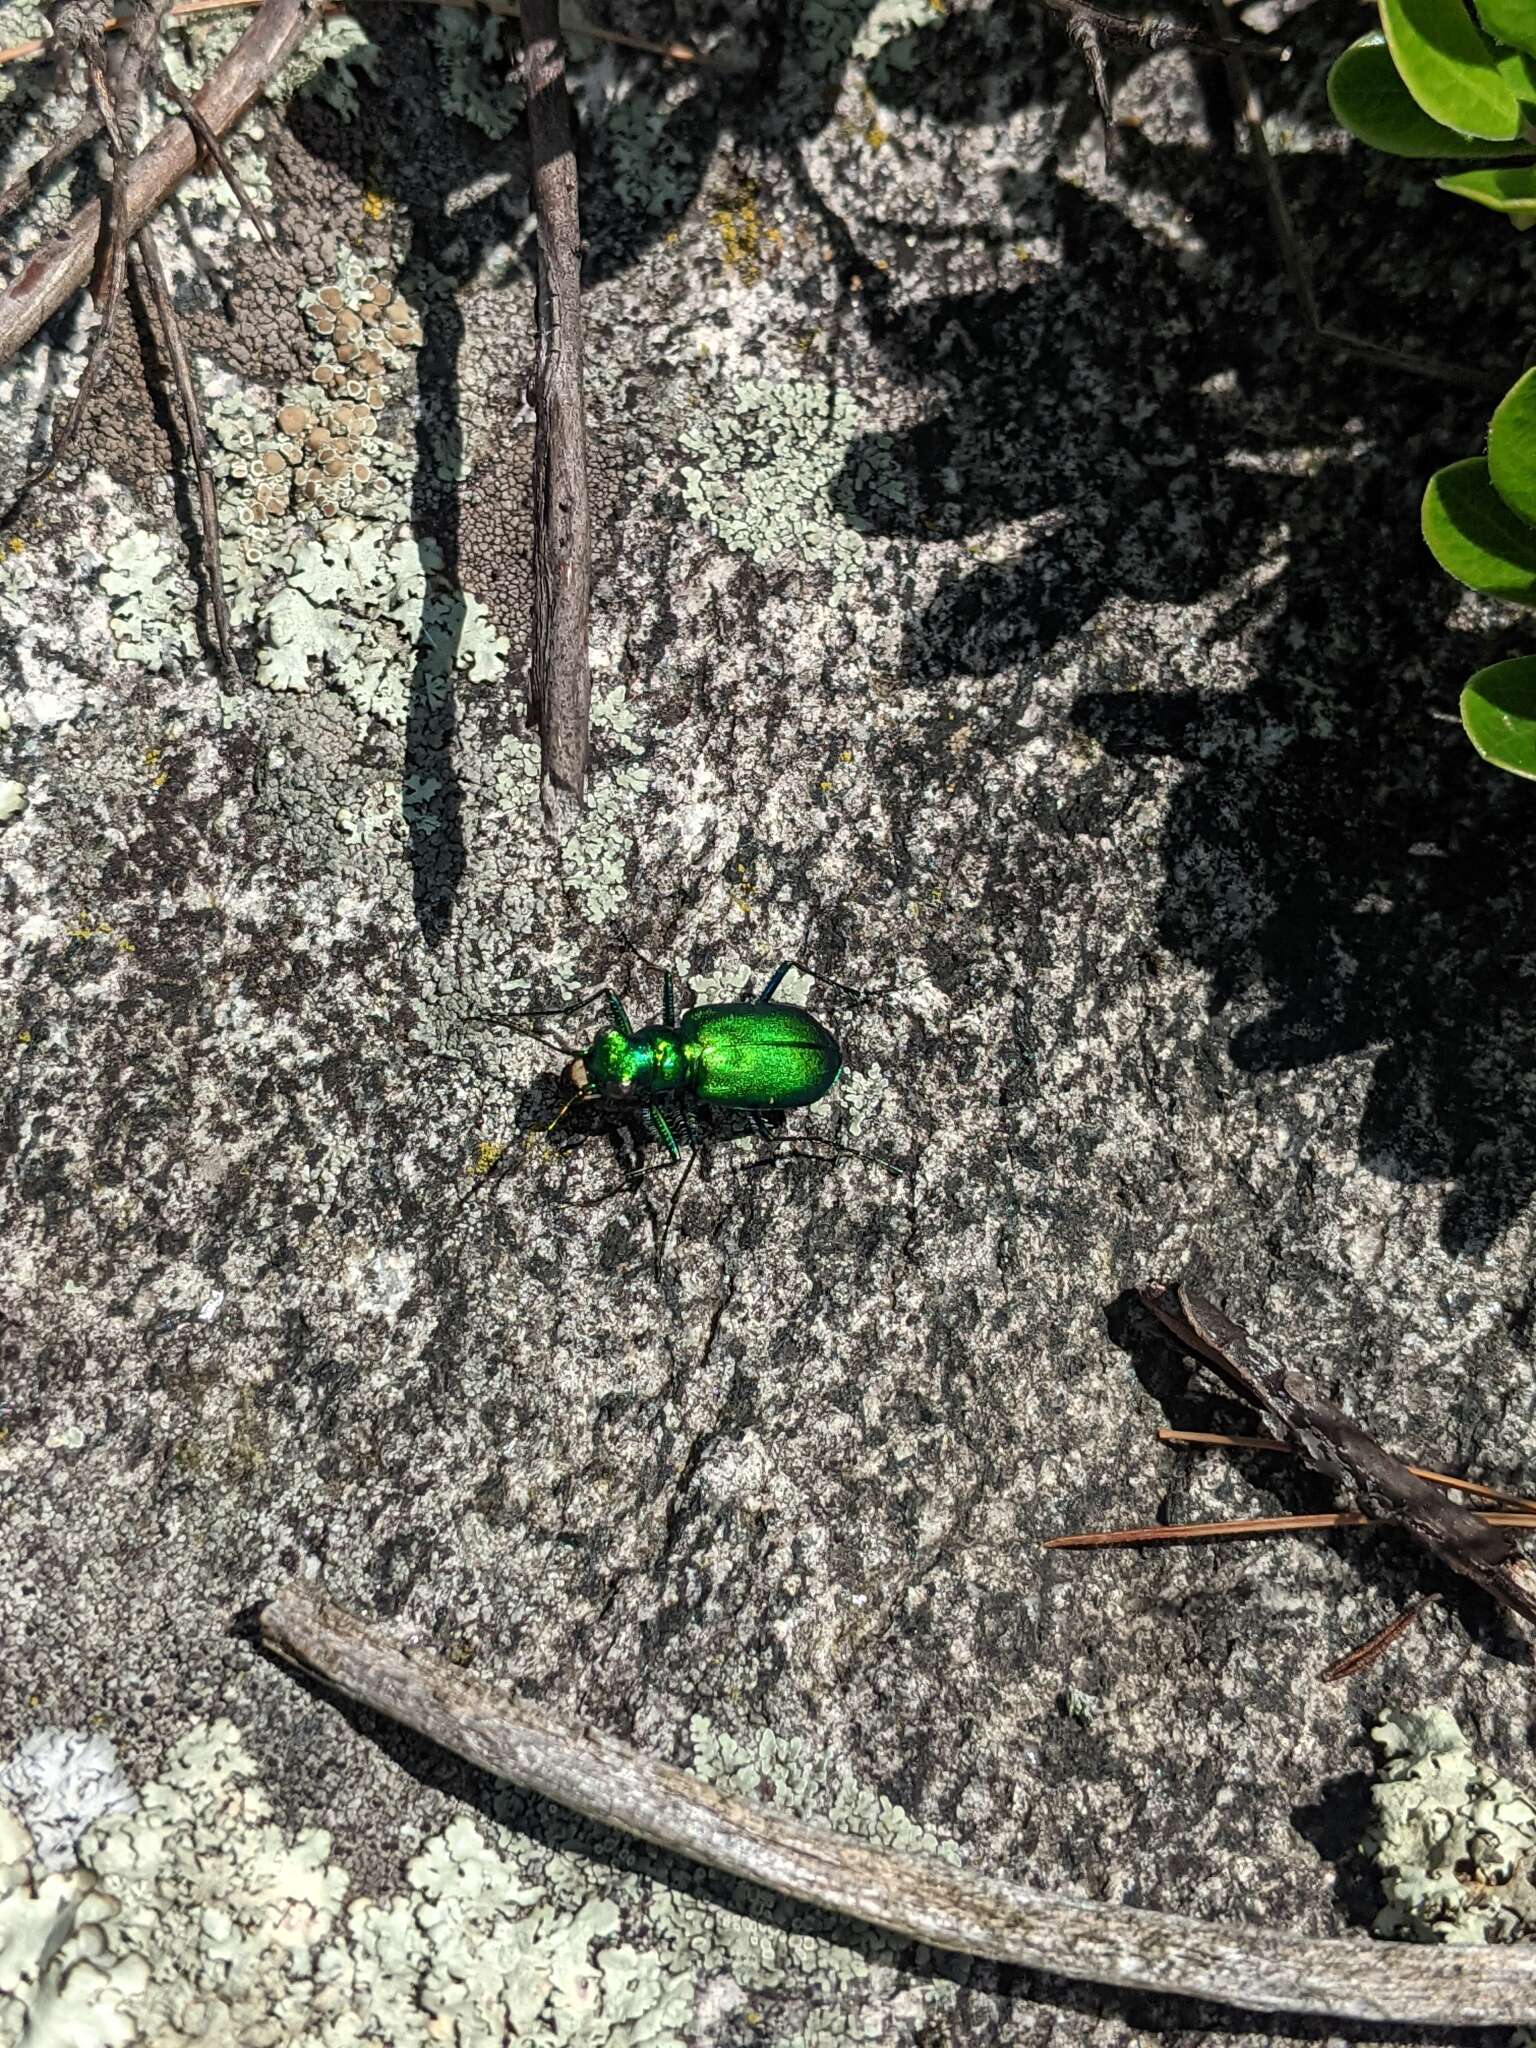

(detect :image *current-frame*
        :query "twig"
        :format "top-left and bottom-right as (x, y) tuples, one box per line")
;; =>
(0, 109), (101, 224)
(1045, 1507), (1536, 1547)
(257, 1580), (1536, 2025)
(1204, 0), (1507, 393)
(1035, 0), (1288, 61)
(1321, 1598), (1437, 1683)
(1067, 12), (1113, 138)
(130, 226), (237, 673)
(521, 0), (591, 822)
(1155, 1426), (1536, 1512)
(0, 0), (704, 65)
(0, 0), (316, 368)
(155, 55), (274, 248)
(1142, 1282), (1536, 1634)
(4, 25), (149, 522)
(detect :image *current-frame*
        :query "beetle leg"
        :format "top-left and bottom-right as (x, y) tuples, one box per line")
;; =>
(662, 970), (676, 1028)
(754, 961), (794, 1005)
(648, 1106), (681, 1162)
(606, 990), (635, 1036)
(677, 1098), (698, 1153)
(748, 1111), (779, 1144)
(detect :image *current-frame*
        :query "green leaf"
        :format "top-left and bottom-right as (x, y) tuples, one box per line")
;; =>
(1436, 163), (1536, 219)
(1489, 368), (1536, 525)
(1462, 656), (1536, 774)
(1477, 0), (1536, 58)
(1496, 41), (1536, 98)
(1379, 0), (1523, 137)
(1328, 32), (1533, 152)
(1423, 457), (1536, 597)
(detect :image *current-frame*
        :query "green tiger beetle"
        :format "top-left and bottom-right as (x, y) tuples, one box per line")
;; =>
(555, 962), (843, 1161)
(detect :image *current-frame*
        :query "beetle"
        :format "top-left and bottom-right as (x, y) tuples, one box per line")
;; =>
(562, 961), (842, 1161)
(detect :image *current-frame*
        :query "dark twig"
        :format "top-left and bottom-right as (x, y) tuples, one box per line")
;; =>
(129, 226), (237, 674)
(1067, 12), (1113, 140)
(1141, 1281), (1536, 1637)
(257, 1580), (1536, 2024)
(1044, 1507), (1536, 1546)
(0, 0), (316, 368)
(521, 0), (591, 825)
(1204, 0), (1506, 393)
(1035, 0), (1289, 61)
(0, 109), (101, 225)
(4, 29), (148, 523)
(1155, 1425), (1536, 1512)
(155, 56), (274, 248)
(1321, 1598), (1438, 1684)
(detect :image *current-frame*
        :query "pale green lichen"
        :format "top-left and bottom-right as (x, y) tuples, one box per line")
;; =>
(0, 780), (26, 825)
(604, 94), (695, 218)
(1364, 1707), (1536, 1944)
(678, 380), (906, 587)
(0, 1730), (137, 1874)
(102, 533), (200, 671)
(432, 8), (524, 139)
(1, 1712), (960, 2044)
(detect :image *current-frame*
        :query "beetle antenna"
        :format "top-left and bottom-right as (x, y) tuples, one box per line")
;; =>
(542, 1090), (589, 1141)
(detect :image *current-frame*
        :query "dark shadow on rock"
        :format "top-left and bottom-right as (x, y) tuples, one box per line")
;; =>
(288, 27), (531, 947)
(1291, 1763), (1380, 1932)
(824, 126), (1536, 1251)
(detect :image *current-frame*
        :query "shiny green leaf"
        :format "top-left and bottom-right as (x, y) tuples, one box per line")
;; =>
(1477, 0), (1536, 58)
(1436, 163), (1536, 219)
(1329, 31), (1532, 152)
(1462, 656), (1536, 774)
(1424, 458), (1536, 597)
(1496, 40), (1536, 97)
(1489, 368), (1536, 525)
(1379, 0), (1523, 137)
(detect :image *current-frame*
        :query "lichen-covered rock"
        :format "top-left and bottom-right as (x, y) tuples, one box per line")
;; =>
(1364, 1708), (1536, 1945)
(0, 1717), (964, 2043)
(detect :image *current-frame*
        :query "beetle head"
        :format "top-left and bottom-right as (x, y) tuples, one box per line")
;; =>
(569, 1027), (641, 1101)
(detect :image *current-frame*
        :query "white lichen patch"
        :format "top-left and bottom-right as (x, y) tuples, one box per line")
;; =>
(679, 378), (908, 587)
(0, 1715), (960, 2044)
(836, 1065), (889, 1138)
(0, 1730), (137, 1874)
(1364, 1706), (1536, 1943)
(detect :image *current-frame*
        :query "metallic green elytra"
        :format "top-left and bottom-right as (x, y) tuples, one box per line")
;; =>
(565, 962), (842, 1161)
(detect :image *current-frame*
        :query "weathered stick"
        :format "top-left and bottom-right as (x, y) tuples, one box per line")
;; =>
(521, 0), (591, 823)
(1143, 1282), (1536, 1634)
(0, 0), (315, 367)
(258, 1581), (1536, 2025)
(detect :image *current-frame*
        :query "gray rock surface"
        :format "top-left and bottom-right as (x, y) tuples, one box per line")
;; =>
(4, 0), (1536, 2040)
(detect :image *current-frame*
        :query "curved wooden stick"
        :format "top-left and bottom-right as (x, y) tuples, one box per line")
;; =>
(258, 1582), (1536, 2026)
(0, 0), (316, 368)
